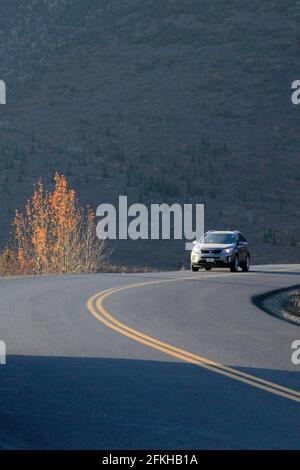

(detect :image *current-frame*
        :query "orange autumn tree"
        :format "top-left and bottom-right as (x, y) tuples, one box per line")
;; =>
(11, 173), (106, 275)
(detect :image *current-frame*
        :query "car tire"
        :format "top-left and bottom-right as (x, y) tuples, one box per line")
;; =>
(230, 254), (239, 272)
(191, 265), (199, 272)
(241, 254), (250, 272)
(205, 267), (212, 271)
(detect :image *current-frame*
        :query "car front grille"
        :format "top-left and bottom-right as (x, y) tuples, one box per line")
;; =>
(201, 249), (222, 254)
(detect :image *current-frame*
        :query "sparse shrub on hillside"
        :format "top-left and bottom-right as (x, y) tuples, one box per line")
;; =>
(1, 173), (108, 277)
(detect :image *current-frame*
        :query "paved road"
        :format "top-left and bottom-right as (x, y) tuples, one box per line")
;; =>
(0, 265), (300, 449)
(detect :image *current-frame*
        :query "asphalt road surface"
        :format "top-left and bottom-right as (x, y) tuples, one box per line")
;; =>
(0, 265), (300, 449)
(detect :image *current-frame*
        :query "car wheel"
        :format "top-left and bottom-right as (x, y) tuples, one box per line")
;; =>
(230, 254), (239, 272)
(191, 265), (199, 272)
(205, 267), (212, 271)
(241, 255), (250, 272)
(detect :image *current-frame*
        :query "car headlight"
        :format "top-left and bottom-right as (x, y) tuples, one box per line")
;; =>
(223, 248), (233, 253)
(192, 246), (201, 254)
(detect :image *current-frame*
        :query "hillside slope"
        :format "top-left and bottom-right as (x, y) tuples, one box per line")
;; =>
(0, 0), (299, 268)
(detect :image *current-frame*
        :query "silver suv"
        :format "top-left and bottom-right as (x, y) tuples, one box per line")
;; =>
(191, 230), (250, 272)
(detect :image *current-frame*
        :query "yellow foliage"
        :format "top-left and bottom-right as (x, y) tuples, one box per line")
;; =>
(2, 173), (107, 276)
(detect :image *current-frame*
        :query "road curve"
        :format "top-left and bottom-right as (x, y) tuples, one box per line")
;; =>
(0, 265), (300, 449)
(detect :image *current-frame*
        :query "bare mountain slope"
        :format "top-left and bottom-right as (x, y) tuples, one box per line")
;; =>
(0, 0), (299, 268)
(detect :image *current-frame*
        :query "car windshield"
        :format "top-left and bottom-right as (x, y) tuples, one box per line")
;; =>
(200, 233), (235, 244)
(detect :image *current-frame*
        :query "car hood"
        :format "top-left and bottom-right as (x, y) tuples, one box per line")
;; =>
(194, 243), (234, 251)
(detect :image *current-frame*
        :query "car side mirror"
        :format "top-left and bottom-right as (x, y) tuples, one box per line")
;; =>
(192, 240), (197, 245)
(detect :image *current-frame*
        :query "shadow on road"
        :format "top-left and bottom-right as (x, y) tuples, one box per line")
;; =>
(0, 355), (300, 450)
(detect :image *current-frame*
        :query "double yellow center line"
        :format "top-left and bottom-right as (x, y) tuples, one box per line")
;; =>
(86, 274), (300, 404)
